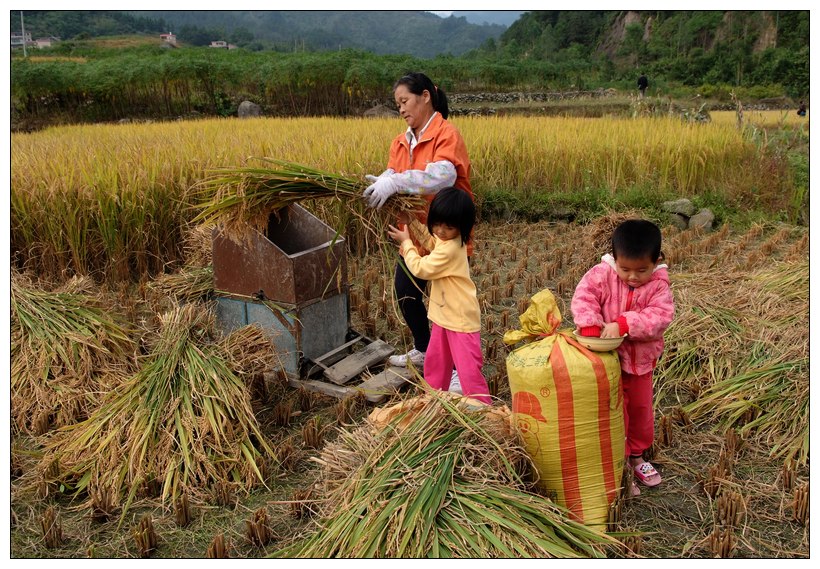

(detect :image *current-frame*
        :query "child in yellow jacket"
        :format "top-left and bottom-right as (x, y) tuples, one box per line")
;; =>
(387, 188), (490, 404)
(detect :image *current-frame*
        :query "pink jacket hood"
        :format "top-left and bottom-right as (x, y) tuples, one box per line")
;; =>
(570, 254), (675, 375)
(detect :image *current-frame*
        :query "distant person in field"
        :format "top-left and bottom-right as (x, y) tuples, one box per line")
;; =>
(387, 188), (490, 404)
(637, 73), (648, 98)
(797, 101), (807, 117)
(571, 219), (675, 496)
(363, 72), (474, 394)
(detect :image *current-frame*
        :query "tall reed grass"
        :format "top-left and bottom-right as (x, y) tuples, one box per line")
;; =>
(11, 115), (786, 282)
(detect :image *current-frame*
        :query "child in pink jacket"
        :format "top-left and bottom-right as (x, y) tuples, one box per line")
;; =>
(571, 219), (675, 495)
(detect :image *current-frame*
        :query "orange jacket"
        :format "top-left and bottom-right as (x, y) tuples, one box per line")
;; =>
(387, 113), (473, 255)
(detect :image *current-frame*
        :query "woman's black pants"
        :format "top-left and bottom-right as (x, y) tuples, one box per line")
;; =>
(394, 259), (430, 353)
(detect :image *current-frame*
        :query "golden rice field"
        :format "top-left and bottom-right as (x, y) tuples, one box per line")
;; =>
(11, 115), (790, 282)
(19, 55), (89, 63)
(711, 109), (809, 128)
(9, 113), (809, 559)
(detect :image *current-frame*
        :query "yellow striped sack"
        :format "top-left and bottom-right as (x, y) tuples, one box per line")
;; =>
(504, 289), (625, 526)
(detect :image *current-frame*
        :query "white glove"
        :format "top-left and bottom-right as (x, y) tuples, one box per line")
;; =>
(363, 174), (400, 209)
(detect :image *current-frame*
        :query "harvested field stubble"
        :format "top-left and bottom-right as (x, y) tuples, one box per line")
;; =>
(10, 211), (809, 558)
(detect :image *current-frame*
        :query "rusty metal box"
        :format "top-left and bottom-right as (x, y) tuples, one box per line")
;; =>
(215, 291), (350, 377)
(212, 204), (347, 304)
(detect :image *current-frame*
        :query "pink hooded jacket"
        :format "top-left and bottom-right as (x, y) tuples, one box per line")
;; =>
(571, 254), (675, 375)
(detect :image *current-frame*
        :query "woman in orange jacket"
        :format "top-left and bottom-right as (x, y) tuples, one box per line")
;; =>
(363, 72), (474, 384)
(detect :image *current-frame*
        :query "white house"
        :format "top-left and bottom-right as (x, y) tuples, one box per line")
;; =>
(35, 36), (60, 49)
(11, 32), (32, 49)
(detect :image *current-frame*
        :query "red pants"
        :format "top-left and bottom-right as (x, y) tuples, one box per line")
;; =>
(424, 323), (491, 404)
(622, 371), (655, 456)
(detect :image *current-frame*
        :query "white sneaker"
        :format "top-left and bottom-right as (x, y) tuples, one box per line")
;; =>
(448, 369), (463, 394)
(389, 348), (425, 367)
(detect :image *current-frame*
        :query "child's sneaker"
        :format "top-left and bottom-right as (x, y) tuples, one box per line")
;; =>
(389, 348), (425, 367)
(448, 369), (463, 394)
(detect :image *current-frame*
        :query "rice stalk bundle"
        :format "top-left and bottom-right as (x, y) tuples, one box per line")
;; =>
(579, 209), (644, 264)
(37, 304), (276, 521)
(180, 224), (215, 267)
(274, 393), (616, 558)
(10, 274), (135, 434)
(193, 158), (424, 250)
(660, 261), (809, 463)
(685, 358), (808, 463)
(147, 265), (214, 305)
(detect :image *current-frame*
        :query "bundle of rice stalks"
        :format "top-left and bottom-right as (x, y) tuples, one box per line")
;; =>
(657, 260), (809, 463)
(37, 304), (276, 521)
(273, 392), (616, 558)
(147, 265), (214, 306)
(180, 224), (214, 268)
(11, 274), (135, 434)
(193, 158), (424, 249)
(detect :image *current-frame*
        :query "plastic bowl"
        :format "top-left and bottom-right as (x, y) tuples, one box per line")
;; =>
(572, 330), (627, 352)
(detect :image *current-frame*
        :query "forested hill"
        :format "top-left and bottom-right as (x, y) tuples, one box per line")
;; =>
(491, 11), (808, 91)
(141, 11), (506, 57)
(14, 10), (506, 58)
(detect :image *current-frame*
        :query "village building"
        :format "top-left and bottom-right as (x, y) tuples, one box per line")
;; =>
(209, 40), (237, 49)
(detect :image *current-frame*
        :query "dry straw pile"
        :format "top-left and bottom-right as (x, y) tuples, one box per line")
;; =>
(274, 392), (617, 558)
(11, 273), (135, 435)
(35, 304), (277, 519)
(657, 259), (809, 463)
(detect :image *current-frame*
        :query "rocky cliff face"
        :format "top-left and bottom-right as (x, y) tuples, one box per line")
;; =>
(597, 11), (642, 60)
(598, 10), (780, 61)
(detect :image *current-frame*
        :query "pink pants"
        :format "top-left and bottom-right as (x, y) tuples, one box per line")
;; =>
(622, 371), (655, 456)
(424, 323), (491, 404)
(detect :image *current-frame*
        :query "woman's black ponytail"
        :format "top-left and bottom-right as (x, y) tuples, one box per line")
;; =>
(394, 72), (449, 119)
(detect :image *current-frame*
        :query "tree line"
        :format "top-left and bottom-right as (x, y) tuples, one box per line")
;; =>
(489, 11), (808, 98)
(10, 10), (809, 127)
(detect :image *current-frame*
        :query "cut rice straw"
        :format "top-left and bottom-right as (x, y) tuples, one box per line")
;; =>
(193, 157), (425, 249)
(11, 273), (135, 434)
(273, 391), (617, 558)
(36, 304), (277, 524)
(657, 260), (808, 463)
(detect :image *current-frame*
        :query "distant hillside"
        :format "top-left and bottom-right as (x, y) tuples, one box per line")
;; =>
(12, 10), (166, 39)
(451, 11), (524, 27)
(491, 10), (808, 96)
(134, 10), (506, 57)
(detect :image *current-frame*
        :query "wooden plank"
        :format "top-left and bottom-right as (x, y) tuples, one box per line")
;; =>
(287, 377), (359, 400)
(358, 366), (414, 404)
(311, 335), (366, 367)
(323, 339), (395, 385)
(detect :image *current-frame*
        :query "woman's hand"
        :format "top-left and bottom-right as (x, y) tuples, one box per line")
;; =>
(363, 174), (400, 208)
(387, 224), (410, 244)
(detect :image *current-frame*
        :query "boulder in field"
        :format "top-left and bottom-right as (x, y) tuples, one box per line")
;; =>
(661, 198), (697, 217)
(363, 104), (399, 118)
(668, 213), (689, 230)
(688, 208), (715, 231)
(238, 101), (262, 118)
